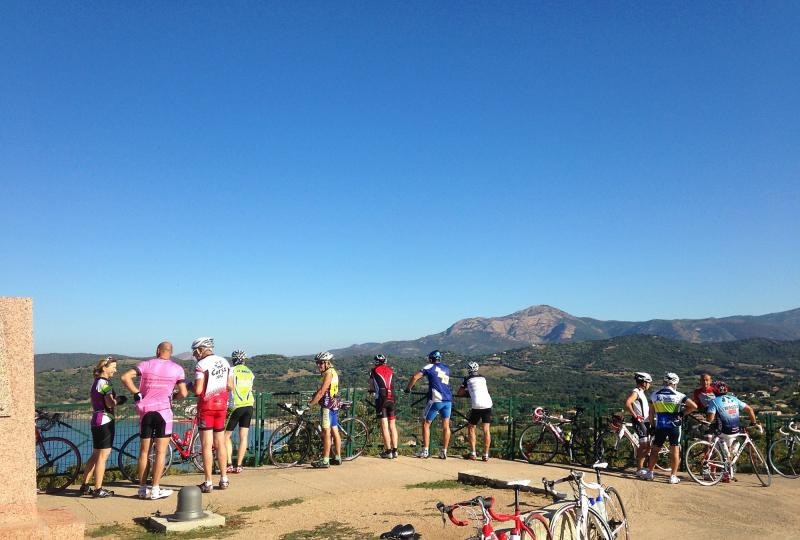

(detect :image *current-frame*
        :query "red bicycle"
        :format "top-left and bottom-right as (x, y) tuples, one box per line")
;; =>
(118, 404), (216, 483)
(437, 480), (552, 540)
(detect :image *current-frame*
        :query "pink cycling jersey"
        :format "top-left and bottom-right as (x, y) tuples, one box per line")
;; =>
(135, 358), (185, 423)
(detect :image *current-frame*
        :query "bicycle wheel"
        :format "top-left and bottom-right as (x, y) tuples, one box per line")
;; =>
(118, 435), (173, 484)
(338, 417), (369, 461)
(655, 443), (671, 472)
(36, 437), (81, 494)
(768, 436), (800, 479)
(685, 440), (724, 486)
(570, 429), (595, 466)
(548, 503), (613, 540)
(191, 432), (218, 473)
(748, 442), (771, 487)
(268, 421), (311, 467)
(519, 425), (559, 464)
(522, 511), (553, 540)
(603, 486), (629, 540)
(595, 431), (634, 471)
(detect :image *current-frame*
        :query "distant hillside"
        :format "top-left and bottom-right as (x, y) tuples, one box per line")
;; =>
(35, 336), (800, 413)
(34, 353), (144, 372)
(332, 305), (800, 356)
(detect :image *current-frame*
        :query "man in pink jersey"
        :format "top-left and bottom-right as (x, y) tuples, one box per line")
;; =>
(190, 337), (233, 493)
(121, 341), (187, 500)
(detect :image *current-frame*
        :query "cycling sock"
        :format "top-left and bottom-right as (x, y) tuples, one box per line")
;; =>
(221, 476), (228, 482)
(335, 455), (341, 460)
(322, 457), (329, 464)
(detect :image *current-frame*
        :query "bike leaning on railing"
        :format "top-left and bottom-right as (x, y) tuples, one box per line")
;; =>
(35, 410), (82, 494)
(594, 414), (670, 472)
(768, 421), (800, 479)
(542, 463), (628, 540)
(266, 400), (369, 467)
(437, 480), (552, 540)
(684, 420), (771, 487)
(518, 407), (594, 466)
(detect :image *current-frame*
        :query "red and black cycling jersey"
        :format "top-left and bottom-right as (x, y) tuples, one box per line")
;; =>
(369, 364), (394, 401)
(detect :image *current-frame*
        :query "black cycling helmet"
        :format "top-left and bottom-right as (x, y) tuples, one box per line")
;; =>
(374, 354), (387, 365)
(428, 350), (442, 361)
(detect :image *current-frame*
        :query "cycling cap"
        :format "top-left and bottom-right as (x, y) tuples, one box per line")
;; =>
(191, 337), (214, 350)
(231, 350), (247, 365)
(634, 372), (652, 384)
(428, 350), (442, 361)
(663, 372), (680, 385)
(374, 354), (387, 365)
(468, 362), (479, 373)
(712, 381), (729, 396)
(315, 351), (334, 364)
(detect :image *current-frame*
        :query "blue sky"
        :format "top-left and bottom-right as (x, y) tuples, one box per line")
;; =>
(2, 2), (798, 356)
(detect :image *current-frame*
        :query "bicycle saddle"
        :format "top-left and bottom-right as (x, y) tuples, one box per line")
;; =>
(507, 479), (530, 487)
(380, 523), (420, 539)
(592, 462), (608, 470)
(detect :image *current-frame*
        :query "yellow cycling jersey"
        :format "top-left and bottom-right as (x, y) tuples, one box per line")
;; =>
(230, 364), (255, 409)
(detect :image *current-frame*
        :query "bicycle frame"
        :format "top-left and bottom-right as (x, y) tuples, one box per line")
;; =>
(543, 465), (615, 540)
(437, 493), (544, 539)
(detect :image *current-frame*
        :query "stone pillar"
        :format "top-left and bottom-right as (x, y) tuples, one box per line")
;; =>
(0, 297), (83, 539)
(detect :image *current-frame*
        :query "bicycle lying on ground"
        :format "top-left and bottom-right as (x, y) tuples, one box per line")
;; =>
(518, 407), (594, 466)
(117, 404), (213, 483)
(266, 400), (369, 467)
(684, 421), (771, 487)
(542, 462), (629, 540)
(437, 480), (552, 540)
(768, 421), (800, 479)
(594, 414), (670, 472)
(35, 410), (82, 494)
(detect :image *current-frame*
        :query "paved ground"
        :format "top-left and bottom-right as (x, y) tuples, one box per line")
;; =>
(38, 456), (800, 539)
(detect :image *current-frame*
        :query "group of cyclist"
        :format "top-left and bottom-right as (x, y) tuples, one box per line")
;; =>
(79, 338), (256, 499)
(623, 370), (760, 484)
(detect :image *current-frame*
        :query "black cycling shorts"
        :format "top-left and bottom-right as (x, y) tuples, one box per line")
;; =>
(468, 408), (492, 426)
(652, 425), (681, 447)
(226, 406), (253, 430)
(632, 419), (651, 442)
(375, 397), (396, 420)
(91, 421), (115, 450)
(140, 411), (168, 439)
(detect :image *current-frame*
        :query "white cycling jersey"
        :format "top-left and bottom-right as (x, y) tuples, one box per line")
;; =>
(461, 374), (493, 409)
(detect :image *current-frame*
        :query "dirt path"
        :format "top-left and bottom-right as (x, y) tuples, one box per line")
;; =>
(38, 457), (799, 539)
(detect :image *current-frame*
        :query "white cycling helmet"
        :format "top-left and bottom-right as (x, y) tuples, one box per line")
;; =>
(191, 337), (214, 350)
(664, 372), (680, 385)
(634, 372), (652, 384)
(467, 362), (479, 374)
(315, 351), (334, 364)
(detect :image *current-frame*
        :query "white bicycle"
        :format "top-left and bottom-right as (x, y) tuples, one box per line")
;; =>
(768, 421), (800, 479)
(542, 463), (629, 540)
(684, 422), (771, 487)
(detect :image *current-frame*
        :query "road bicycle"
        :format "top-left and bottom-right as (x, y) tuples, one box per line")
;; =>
(117, 404), (215, 483)
(266, 400), (369, 467)
(518, 407), (594, 466)
(437, 480), (552, 540)
(35, 410), (82, 494)
(768, 421), (800, 479)
(684, 421), (771, 487)
(542, 463), (628, 540)
(594, 414), (670, 472)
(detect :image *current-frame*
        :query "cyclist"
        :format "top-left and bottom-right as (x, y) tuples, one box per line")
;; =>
(404, 350), (452, 459)
(644, 372), (697, 484)
(456, 362), (493, 461)
(706, 380), (759, 481)
(191, 337), (233, 493)
(308, 351), (342, 468)
(369, 354), (399, 459)
(693, 372), (716, 412)
(624, 372), (652, 478)
(225, 349), (255, 474)
(80, 356), (126, 498)
(120, 341), (187, 500)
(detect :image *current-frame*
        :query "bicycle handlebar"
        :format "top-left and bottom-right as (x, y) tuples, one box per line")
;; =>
(437, 496), (500, 527)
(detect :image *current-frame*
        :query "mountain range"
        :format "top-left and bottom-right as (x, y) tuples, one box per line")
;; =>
(331, 305), (800, 357)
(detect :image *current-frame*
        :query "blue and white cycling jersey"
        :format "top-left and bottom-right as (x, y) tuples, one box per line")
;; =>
(420, 363), (452, 402)
(707, 394), (747, 434)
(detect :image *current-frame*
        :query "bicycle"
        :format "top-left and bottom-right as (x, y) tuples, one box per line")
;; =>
(594, 414), (670, 472)
(542, 463), (628, 540)
(117, 404), (214, 483)
(35, 410), (82, 494)
(266, 400), (369, 467)
(684, 421), (771, 487)
(768, 421), (800, 479)
(518, 407), (594, 466)
(437, 480), (553, 540)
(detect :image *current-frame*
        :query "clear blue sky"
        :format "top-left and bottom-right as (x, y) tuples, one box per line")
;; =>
(2, 2), (798, 356)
